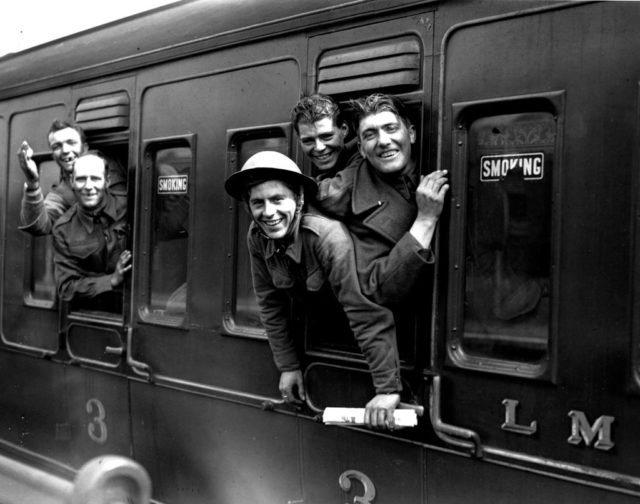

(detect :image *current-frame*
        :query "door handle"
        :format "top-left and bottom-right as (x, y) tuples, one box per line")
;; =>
(429, 375), (482, 457)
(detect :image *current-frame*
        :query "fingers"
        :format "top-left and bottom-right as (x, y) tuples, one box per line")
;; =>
(17, 141), (33, 157)
(419, 170), (449, 194)
(280, 384), (302, 404)
(296, 374), (306, 401)
(279, 370), (304, 404)
(17, 141), (39, 182)
(117, 250), (132, 275)
(364, 407), (396, 430)
(119, 249), (132, 265)
(364, 393), (400, 430)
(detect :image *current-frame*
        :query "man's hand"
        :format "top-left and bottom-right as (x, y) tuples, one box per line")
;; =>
(110, 250), (132, 287)
(416, 169), (449, 222)
(17, 141), (39, 187)
(364, 393), (401, 430)
(410, 170), (449, 248)
(279, 370), (306, 404)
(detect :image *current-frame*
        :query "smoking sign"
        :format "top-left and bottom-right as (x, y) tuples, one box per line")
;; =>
(157, 174), (188, 194)
(480, 153), (544, 182)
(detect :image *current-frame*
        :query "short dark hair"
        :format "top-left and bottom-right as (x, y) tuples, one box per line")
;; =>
(47, 119), (87, 145)
(348, 93), (412, 134)
(290, 94), (343, 134)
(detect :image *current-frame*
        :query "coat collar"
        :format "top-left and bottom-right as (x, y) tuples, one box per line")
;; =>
(255, 216), (304, 264)
(351, 158), (418, 243)
(76, 191), (121, 234)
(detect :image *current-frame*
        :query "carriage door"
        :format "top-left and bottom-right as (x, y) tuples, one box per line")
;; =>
(300, 11), (435, 504)
(436, 3), (640, 495)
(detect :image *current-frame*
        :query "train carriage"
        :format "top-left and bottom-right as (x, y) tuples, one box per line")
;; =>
(0, 0), (639, 502)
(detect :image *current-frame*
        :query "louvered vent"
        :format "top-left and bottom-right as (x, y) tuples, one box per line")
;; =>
(317, 37), (421, 96)
(75, 92), (130, 132)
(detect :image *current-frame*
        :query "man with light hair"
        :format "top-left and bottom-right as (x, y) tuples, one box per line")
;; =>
(52, 151), (131, 307)
(18, 119), (126, 235)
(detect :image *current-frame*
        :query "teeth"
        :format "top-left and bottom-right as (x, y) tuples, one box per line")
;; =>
(264, 218), (283, 227)
(380, 151), (397, 158)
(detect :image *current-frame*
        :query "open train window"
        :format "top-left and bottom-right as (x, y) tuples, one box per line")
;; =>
(139, 137), (193, 326)
(447, 94), (562, 379)
(223, 124), (291, 338)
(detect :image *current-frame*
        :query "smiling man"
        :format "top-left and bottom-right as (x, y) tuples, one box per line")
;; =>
(225, 150), (402, 430)
(17, 119), (126, 236)
(315, 93), (449, 306)
(290, 94), (360, 179)
(52, 151), (131, 307)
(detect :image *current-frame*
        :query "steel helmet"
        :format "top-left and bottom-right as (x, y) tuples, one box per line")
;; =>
(224, 150), (317, 201)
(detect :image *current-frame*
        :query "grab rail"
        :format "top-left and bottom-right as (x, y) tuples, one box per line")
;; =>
(0, 453), (151, 504)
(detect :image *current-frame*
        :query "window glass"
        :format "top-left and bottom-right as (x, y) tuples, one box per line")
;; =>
(148, 146), (191, 321)
(462, 112), (554, 362)
(25, 160), (60, 307)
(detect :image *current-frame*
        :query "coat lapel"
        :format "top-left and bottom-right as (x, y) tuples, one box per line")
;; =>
(351, 160), (417, 244)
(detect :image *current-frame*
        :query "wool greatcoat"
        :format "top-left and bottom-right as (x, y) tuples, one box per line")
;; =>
(315, 157), (434, 307)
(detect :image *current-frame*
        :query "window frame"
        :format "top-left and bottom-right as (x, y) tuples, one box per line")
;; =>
(137, 134), (196, 329)
(445, 92), (565, 382)
(222, 123), (292, 340)
(21, 153), (60, 310)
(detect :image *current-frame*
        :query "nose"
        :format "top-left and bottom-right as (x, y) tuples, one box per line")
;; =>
(314, 138), (326, 151)
(263, 200), (276, 216)
(377, 130), (392, 145)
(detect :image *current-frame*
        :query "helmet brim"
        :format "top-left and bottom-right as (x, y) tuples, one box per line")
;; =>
(225, 167), (317, 201)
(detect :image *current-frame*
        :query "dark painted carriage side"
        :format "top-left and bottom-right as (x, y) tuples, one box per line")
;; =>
(1, 1), (639, 503)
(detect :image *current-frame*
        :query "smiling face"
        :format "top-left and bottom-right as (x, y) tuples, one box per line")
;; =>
(297, 117), (348, 172)
(72, 154), (108, 210)
(248, 180), (300, 241)
(357, 110), (416, 176)
(48, 127), (87, 175)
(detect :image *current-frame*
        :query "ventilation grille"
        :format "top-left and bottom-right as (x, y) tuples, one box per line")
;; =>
(317, 37), (421, 96)
(75, 92), (130, 132)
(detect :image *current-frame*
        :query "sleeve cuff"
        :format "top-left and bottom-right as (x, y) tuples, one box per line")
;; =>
(404, 232), (435, 264)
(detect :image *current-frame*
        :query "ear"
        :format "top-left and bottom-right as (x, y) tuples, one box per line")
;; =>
(339, 121), (349, 138)
(358, 140), (365, 158)
(408, 124), (417, 144)
(81, 142), (89, 153)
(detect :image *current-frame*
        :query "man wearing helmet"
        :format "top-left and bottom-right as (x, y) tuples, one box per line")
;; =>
(225, 150), (402, 429)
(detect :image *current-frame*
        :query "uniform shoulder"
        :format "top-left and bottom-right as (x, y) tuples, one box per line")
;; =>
(301, 210), (345, 235)
(54, 204), (78, 227)
(52, 204), (79, 232)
